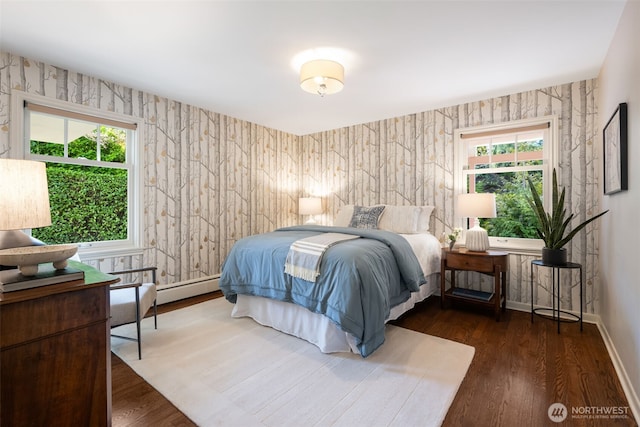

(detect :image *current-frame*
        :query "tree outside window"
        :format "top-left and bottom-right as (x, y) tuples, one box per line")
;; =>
(28, 112), (130, 246)
(456, 120), (554, 250)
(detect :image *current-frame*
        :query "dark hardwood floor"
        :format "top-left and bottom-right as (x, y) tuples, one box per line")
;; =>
(112, 293), (637, 426)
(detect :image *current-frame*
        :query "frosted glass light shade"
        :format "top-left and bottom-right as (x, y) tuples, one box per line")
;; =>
(300, 60), (344, 96)
(0, 159), (52, 230)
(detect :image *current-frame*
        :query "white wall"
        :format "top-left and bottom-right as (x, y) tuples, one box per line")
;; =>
(598, 0), (640, 416)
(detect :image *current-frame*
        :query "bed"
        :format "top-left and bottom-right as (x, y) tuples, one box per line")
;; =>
(219, 205), (441, 357)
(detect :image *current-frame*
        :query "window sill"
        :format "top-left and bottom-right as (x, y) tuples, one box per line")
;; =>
(78, 245), (144, 261)
(487, 245), (541, 257)
(458, 237), (544, 257)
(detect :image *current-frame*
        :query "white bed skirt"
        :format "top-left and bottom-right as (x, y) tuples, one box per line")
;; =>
(231, 273), (439, 354)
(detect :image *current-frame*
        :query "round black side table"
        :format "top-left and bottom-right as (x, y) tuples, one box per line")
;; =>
(530, 260), (583, 333)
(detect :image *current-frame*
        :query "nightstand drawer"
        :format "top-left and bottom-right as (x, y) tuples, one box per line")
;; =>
(446, 252), (495, 273)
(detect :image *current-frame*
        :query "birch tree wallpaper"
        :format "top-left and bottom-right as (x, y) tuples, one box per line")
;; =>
(0, 52), (300, 286)
(300, 81), (601, 314)
(0, 51), (603, 314)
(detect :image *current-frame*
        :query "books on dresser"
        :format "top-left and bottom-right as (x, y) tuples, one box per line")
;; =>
(0, 263), (84, 292)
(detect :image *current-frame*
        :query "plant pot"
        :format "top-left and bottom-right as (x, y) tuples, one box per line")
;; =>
(542, 247), (567, 266)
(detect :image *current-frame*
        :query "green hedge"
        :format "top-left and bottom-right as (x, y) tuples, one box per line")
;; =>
(33, 167), (127, 244)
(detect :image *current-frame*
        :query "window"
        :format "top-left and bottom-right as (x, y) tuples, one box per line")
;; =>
(454, 117), (557, 252)
(13, 93), (142, 256)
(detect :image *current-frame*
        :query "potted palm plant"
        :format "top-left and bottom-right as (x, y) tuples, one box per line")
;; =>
(527, 168), (608, 265)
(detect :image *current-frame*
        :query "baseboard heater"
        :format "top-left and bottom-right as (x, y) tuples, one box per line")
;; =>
(156, 274), (220, 305)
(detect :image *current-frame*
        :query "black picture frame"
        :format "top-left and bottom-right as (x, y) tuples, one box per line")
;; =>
(603, 102), (628, 195)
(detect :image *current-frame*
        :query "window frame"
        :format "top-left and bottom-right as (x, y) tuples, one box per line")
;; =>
(454, 116), (558, 254)
(10, 91), (144, 258)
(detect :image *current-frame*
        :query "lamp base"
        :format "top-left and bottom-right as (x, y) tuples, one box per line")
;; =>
(465, 225), (490, 252)
(0, 244), (78, 276)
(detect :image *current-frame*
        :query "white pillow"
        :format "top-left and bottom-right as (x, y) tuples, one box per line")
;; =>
(335, 204), (435, 233)
(334, 204), (355, 227)
(417, 206), (435, 232)
(377, 205), (434, 233)
(377, 205), (421, 233)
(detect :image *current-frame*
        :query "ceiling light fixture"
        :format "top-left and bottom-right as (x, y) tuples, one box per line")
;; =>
(299, 59), (344, 97)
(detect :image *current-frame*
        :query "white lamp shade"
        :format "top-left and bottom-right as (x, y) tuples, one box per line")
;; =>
(0, 159), (52, 230)
(457, 193), (497, 219)
(299, 197), (323, 215)
(300, 59), (344, 96)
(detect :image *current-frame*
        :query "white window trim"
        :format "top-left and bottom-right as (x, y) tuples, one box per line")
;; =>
(454, 116), (558, 254)
(10, 90), (144, 258)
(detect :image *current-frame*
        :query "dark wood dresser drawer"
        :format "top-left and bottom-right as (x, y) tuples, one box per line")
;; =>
(1, 285), (108, 349)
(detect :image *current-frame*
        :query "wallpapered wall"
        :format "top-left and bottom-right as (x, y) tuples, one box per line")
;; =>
(0, 52), (300, 285)
(0, 51), (603, 313)
(301, 80), (603, 314)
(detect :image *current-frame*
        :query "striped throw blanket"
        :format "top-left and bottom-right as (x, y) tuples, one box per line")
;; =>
(284, 232), (360, 282)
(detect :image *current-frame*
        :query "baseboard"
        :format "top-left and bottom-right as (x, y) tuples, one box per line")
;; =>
(596, 321), (640, 424)
(156, 275), (220, 305)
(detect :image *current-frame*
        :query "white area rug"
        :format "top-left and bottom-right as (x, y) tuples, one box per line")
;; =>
(111, 298), (475, 427)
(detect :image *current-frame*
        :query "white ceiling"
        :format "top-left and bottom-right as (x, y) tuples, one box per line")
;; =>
(0, 1), (627, 136)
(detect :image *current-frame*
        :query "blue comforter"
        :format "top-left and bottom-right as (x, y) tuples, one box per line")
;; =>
(220, 225), (426, 357)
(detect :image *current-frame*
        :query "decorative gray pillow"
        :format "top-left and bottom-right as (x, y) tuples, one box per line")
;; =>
(349, 205), (386, 229)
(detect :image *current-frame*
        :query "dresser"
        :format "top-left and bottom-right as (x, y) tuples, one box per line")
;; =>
(1, 261), (118, 426)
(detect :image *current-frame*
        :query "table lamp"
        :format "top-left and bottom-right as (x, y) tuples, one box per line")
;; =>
(0, 158), (77, 276)
(299, 197), (322, 224)
(457, 193), (497, 252)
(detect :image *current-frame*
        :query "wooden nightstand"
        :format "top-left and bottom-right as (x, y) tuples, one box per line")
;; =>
(440, 248), (509, 321)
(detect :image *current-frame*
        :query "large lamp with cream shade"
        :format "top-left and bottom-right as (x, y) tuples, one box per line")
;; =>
(457, 193), (497, 252)
(0, 158), (77, 276)
(299, 197), (322, 224)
